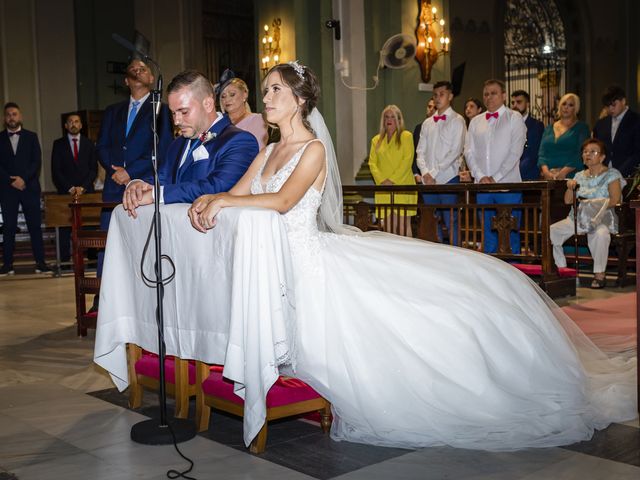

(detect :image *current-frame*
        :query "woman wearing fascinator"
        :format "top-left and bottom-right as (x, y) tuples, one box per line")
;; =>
(216, 69), (269, 150)
(188, 61), (636, 451)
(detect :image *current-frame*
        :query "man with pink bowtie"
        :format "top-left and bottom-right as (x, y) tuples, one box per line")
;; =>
(415, 80), (466, 244)
(464, 79), (526, 253)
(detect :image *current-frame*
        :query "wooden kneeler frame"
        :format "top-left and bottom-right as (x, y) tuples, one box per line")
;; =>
(194, 361), (332, 453)
(127, 344), (196, 419)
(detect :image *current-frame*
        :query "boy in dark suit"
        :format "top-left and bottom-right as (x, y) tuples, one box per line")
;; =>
(51, 113), (98, 264)
(0, 102), (50, 275)
(593, 85), (640, 177)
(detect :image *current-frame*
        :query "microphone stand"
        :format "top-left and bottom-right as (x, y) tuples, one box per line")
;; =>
(127, 54), (196, 446)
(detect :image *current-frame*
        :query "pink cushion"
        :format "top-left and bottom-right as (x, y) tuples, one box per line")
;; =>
(202, 365), (322, 408)
(511, 263), (577, 278)
(134, 354), (196, 385)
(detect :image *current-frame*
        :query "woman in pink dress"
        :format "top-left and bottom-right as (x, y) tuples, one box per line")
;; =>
(218, 72), (268, 150)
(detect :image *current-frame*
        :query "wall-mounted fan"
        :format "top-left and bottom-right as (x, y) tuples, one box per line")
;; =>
(340, 33), (417, 91)
(379, 34), (416, 69)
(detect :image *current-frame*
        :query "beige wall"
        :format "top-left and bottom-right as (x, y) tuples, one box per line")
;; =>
(134, 0), (204, 94)
(0, 0), (77, 191)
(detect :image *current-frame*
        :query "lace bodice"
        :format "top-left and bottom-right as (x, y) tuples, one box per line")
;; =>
(251, 141), (323, 267)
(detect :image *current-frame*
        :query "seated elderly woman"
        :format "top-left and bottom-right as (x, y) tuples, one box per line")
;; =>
(550, 138), (625, 289)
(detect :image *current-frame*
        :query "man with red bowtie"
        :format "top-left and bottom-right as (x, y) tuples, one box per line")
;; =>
(415, 81), (466, 244)
(464, 79), (526, 254)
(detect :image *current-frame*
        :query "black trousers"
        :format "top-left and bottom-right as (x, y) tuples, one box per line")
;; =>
(0, 188), (45, 265)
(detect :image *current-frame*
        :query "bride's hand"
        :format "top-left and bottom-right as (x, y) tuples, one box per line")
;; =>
(188, 194), (216, 232)
(188, 193), (227, 232)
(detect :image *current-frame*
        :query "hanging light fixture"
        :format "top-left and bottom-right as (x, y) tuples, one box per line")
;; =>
(414, 1), (450, 83)
(260, 18), (282, 76)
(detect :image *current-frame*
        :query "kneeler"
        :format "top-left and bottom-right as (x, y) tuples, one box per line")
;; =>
(127, 344), (197, 419)
(195, 362), (332, 453)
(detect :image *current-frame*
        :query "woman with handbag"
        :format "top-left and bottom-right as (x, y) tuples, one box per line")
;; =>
(550, 138), (625, 288)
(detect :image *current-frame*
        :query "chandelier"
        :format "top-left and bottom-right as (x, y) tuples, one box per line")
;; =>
(415, 1), (450, 83)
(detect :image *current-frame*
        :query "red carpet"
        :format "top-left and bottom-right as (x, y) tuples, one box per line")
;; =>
(562, 293), (637, 354)
(562, 293), (636, 338)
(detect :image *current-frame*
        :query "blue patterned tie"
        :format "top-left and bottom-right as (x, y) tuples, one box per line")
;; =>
(126, 100), (140, 135)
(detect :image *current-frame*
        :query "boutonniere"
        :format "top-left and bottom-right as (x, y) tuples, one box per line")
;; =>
(199, 131), (216, 144)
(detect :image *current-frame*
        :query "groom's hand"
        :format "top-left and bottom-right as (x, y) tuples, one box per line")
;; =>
(123, 181), (153, 218)
(188, 194), (213, 233)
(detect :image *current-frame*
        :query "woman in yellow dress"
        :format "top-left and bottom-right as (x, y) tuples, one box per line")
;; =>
(368, 105), (417, 236)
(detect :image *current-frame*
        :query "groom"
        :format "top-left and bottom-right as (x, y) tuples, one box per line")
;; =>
(123, 70), (258, 216)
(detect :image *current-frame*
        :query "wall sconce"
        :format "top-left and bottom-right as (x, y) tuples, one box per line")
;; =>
(260, 18), (282, 76)
(415, 1), (450, 83)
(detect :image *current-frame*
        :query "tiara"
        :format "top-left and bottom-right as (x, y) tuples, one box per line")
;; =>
(288, 60), (305, 80)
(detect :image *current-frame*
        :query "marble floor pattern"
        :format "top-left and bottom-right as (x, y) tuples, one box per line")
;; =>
(0, 274), (638, 480)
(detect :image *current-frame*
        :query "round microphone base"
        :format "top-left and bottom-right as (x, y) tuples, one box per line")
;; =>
(130, 417), (197, 445)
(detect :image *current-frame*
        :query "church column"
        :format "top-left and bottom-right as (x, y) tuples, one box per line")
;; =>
(332, 0), (368, 183)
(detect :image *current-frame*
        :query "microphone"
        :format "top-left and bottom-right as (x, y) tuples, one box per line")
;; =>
(155, 75), (164, 116)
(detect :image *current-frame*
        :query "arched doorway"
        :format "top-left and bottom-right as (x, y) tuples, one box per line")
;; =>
(504, 0), (567, 125)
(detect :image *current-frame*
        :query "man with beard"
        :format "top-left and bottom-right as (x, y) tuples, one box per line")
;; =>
(51, 113), (98, 265)
(0, 102), (50, 275)
(122, 69), (257, 217)
(510, 90), (544, 180)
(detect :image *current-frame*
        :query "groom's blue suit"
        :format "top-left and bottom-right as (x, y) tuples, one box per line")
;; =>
(155, 114), (258, 203)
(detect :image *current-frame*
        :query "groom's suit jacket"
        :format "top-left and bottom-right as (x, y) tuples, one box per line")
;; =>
(593, 109), (640, 177)
(96, 96), (173, 202)
(156, 114), (258, 204)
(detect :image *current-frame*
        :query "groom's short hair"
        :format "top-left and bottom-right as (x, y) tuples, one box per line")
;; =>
(167, 70), (215, 102)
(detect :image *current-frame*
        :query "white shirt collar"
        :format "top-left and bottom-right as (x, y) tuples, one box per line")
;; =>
(67, 133), (80, 141)
(613, 107), (629, 122)
(130, 92), (150, 107)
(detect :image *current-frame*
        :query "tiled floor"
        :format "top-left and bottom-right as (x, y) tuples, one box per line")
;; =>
(0, 275), (638, 479)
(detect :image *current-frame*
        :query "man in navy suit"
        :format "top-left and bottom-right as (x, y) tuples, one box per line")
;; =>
(0, 102), (50, 275)
(511, 90), (544, 181)
(51, 113), (98, 263)
(123, 70), (258, 217)
(593, 85), (640, 177)
(91, 58), (172, 310)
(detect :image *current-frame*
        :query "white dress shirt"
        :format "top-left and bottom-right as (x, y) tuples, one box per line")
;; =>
(128, 92), (150, 122)
(8, 127), (21, 154)
(611, 107), (628, 142)
(415, 106), (466, 184)
(67, 133), (81, 153)
(464, 105), (526, 183)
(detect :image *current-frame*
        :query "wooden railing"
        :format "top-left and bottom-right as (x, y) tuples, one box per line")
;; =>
(342, 181), (575, 297)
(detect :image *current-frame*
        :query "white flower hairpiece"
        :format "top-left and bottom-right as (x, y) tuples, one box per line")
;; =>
(288, 60), (305, 80)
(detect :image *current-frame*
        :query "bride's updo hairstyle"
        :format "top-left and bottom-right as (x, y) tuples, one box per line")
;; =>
(265, 61), (320, 134)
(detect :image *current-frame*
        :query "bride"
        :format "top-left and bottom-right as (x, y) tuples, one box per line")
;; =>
(187, 61), (637, 450)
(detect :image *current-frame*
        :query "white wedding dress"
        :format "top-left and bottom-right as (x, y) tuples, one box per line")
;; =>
(250, 140), (637, 451)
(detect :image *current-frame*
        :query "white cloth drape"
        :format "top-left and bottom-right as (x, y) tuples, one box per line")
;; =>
(93, 204), (296, 446)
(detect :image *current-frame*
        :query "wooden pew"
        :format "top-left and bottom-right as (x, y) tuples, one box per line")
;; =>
(342, 181), (578, 298)
(70, 196), (118, 336)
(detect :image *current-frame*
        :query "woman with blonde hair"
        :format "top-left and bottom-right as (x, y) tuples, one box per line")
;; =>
(537, 93), (590, 180)
(368, 105), (417, 236)
(217, 71), (268, 150)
